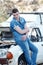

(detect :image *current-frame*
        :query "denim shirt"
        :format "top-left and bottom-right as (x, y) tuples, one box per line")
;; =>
(10, 17), (26, 41)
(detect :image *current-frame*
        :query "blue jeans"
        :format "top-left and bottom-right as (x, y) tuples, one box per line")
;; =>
(16, 38), (38, 65)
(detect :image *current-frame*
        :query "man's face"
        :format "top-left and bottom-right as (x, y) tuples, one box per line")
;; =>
(13, 12), (19, 19)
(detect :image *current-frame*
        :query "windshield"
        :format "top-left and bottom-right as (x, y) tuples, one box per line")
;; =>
(20, 13), (43, 24)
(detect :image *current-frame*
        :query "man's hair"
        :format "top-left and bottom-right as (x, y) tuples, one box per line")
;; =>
(12, 8), (19, 13)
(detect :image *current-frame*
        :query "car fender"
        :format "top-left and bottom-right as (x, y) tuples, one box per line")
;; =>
(8, 45), (23, 62)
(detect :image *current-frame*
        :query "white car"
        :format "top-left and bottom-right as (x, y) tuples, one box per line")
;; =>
(0, 13), (43, 65)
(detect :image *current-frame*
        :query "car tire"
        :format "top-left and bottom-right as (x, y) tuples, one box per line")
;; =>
(18, 54), (27, 65)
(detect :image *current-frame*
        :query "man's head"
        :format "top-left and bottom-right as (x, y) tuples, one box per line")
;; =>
(12, 8), (19, 20)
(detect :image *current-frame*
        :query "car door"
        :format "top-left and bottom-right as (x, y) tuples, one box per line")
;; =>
(30, 28), (43, 64)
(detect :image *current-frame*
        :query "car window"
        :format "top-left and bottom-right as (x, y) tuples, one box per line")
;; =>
(31, 29), (36, 37)
(30, 28), (37, 42)
(36, 28), (41, 37)
(30, 28), (42, 42)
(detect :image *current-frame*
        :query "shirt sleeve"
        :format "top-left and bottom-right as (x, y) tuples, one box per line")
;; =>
(10, 20), (18, 31)
(14, 24), (18, 29)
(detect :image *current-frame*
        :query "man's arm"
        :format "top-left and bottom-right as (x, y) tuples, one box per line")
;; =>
(14, 25), (29, 34)
(24, 24), (29, 36)
(21, 24), (29, 40)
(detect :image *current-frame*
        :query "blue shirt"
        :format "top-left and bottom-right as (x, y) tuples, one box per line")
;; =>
(10, 17), (26, 41)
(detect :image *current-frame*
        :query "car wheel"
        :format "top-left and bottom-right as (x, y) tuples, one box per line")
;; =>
(18, 54), (27, 65)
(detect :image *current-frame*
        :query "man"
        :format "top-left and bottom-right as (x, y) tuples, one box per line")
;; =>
(10, 8), (38, 65)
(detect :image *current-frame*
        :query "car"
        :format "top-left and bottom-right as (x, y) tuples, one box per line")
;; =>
(0, 13), (43, 65)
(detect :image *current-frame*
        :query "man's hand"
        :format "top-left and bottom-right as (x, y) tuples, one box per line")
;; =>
(21, 35), (27, 41)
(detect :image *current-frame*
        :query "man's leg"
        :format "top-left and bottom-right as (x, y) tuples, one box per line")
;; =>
(16, 40), (33, 65)
(27, 38), (38, 65)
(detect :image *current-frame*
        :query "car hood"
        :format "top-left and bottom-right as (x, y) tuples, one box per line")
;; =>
(0, 15), (13, 27)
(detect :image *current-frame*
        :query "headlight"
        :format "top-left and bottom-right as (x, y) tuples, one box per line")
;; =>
(6, 52), (13, 60)
(0, 49), (7, 57)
